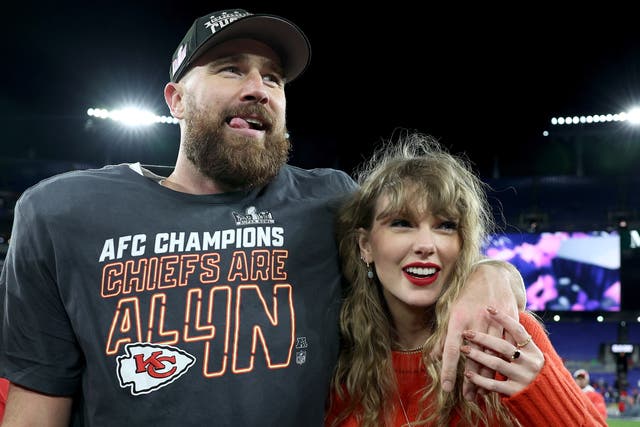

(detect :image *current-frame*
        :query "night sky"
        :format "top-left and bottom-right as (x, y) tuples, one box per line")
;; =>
(4, 1), (640, 179)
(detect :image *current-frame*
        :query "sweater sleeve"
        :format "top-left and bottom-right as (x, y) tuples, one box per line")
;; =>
(501, 313), (607, 427)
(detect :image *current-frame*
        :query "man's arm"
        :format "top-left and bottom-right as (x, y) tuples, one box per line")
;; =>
(475, 259), (526, 310)
(438, 259), (524, 399)
(2, 384), (72, 427)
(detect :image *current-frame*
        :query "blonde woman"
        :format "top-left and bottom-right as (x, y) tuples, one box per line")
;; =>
(327, 133), (606, 426)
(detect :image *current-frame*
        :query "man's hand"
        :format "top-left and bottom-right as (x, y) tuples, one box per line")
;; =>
(437, 260), (524, 399)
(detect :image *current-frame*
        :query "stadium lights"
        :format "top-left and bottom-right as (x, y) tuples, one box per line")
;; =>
(87, 107), (178, 127)
(550, 107), (640, 127)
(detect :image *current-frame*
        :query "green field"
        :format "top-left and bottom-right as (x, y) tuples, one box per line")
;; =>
(608, 419), (640, 426)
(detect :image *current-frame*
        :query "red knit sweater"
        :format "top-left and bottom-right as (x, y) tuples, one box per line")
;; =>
(327, 313), (607, 426)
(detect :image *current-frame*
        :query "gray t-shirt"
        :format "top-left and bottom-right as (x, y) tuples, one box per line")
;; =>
(0, 163), (356, 426)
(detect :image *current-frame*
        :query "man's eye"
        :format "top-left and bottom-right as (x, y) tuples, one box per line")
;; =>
(263, 73), (284, 87)
(219, 66), (241, 75)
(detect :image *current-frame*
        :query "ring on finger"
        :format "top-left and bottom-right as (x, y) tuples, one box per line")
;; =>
(516, 335), (532, 349)
(511, 349), (521, 360)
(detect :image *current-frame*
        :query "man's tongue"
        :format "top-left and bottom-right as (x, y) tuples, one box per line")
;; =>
(229, 117), (249, 129)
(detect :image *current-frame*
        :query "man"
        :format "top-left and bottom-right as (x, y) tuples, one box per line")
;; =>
(0, 9), (519, 425)
(574, 369), (608, 419)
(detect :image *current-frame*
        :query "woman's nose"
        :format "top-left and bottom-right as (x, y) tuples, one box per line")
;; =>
(413, 230), (436, 255)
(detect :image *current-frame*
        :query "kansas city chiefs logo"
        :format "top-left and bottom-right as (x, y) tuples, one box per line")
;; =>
(117, 343), (196, 395)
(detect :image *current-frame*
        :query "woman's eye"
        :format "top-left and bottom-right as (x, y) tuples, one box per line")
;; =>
(438, 220), (458, 231)
(389, 219), (412, 228)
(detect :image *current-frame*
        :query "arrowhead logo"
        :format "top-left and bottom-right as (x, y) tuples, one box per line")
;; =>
(117, 343), (196, 396)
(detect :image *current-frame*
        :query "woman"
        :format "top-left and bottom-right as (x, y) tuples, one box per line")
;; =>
(326, 133), (606, 426)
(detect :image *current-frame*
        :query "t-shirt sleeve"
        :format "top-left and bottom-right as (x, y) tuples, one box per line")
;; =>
(334, 169), (358, 191)
(324, 169), (358, 214)
(0, 190), (82, 396)
(501, 313), (607, 426)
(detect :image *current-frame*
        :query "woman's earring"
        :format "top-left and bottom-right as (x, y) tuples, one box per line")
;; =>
(361, 256), (374, 280)
(366, 262), (374, 279)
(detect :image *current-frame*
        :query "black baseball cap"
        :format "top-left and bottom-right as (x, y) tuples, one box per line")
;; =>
(169, 9), (311, 83)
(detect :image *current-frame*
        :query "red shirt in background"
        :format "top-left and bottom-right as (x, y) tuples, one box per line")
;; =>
(0, 378), (9, 422)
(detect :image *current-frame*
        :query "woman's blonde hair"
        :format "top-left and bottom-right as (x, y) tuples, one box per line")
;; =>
(329, 132), (518, 426)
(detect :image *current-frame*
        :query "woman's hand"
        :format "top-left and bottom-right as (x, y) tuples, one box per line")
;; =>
(438, 262), (522, 400)
(460, 306), (545, 396)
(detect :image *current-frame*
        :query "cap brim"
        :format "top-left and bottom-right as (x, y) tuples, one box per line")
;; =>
(573, 370), (588, 379)
(189, 14), (310, 83)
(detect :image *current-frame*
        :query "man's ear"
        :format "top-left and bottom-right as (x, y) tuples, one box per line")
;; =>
(164, 82), (185, 119)
(357, 228), (372, 263)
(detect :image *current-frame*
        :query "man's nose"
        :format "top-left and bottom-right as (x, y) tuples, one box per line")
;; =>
(240, 70), (269, 104)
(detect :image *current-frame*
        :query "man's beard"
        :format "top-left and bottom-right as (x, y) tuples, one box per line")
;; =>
(182, 101), (290, 191)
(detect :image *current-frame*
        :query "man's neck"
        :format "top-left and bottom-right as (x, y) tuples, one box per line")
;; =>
(163, 157), (228, 195)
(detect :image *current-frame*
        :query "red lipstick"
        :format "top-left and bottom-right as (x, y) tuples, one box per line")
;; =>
(402, 262), (440, 287)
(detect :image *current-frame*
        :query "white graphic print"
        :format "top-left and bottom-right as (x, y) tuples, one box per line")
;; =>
(232, 206), (275, 225)
(295, 337), (308, 365)
(204, 10), (249, 34)
(171, 44), (187, 76)
(117, 343), (196, 395)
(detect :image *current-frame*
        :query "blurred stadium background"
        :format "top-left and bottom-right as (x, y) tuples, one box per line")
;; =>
(3, 3), (640, 423)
